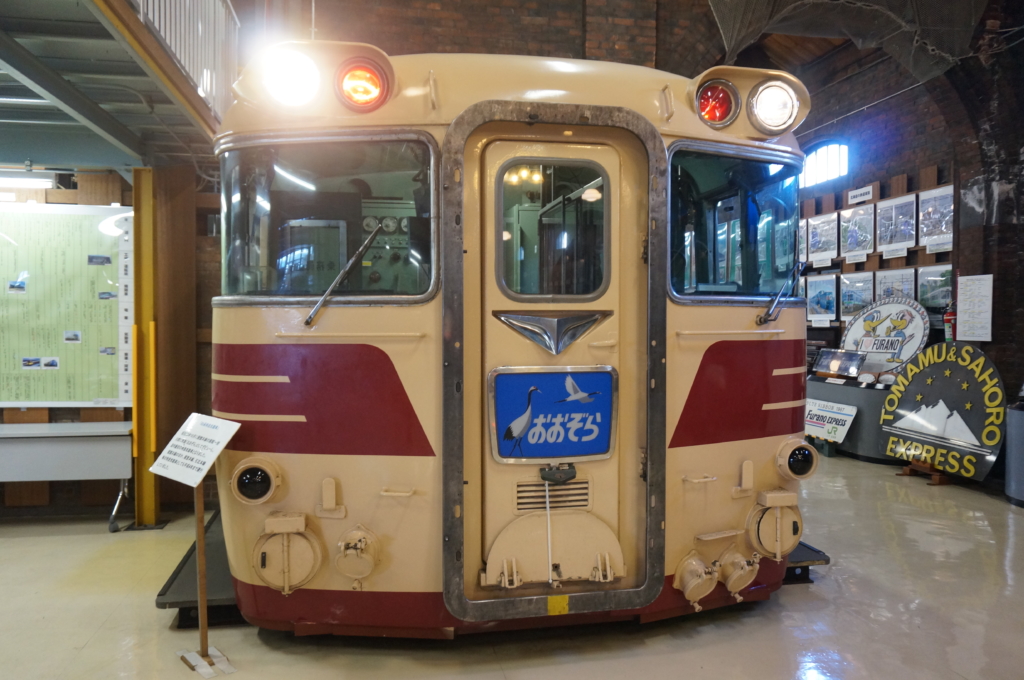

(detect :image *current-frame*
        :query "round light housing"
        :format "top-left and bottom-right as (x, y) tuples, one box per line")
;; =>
(230, 457), (282, 505)
(338, 61), (387, 111)
(696, 79), (740, 128)
(262, 48), (320, 107)
(748, 80), (799, 135)
(776, 439), (819, 481)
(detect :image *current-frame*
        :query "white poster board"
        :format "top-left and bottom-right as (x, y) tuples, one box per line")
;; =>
(805, 399), (857, 443)
(957, 274), (993, 342)
(149, 413), (241, 487)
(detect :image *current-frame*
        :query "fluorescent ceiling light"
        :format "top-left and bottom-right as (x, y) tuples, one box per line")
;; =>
(0, 177), (53, 189)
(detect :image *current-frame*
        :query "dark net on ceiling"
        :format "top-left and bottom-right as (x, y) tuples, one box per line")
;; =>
(708, 0), (989, 81)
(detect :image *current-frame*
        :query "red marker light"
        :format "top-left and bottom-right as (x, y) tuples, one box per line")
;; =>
(697, 81), (738, 127)
(338, 63), (386, 110)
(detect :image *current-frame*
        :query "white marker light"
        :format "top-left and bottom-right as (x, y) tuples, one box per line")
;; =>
(263, 48), (320, 107)
(749, 81), (798, 134)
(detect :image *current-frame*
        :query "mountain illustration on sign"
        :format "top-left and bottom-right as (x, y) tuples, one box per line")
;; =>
(555, 375), (601, 404)
(891, 399), (980, 446)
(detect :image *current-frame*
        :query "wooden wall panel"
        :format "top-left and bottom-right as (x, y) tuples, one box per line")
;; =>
(153, 166), (197, 451)
(76, 172), (126, 205)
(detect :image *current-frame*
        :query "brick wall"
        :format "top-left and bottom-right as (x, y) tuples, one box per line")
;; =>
(796, 55), (955, 200)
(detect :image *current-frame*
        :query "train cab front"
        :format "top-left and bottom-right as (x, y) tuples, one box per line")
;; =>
(210, 39), (815, 637)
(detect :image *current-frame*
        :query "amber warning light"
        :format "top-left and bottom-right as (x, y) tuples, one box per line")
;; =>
(339, 64), (385, 109)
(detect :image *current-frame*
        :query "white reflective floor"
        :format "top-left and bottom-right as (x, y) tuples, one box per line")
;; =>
(2, 455), (1023, 680)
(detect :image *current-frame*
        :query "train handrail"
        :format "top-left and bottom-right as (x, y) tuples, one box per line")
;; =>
(304, 223), (384, 326)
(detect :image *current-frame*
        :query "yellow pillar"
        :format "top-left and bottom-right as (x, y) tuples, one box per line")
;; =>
(132, 167), (159, 526)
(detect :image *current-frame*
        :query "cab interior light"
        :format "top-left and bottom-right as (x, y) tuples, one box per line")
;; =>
(262, 48), (320, 107)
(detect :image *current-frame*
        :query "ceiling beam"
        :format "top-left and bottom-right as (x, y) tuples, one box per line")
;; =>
(0, 27), (144, 159)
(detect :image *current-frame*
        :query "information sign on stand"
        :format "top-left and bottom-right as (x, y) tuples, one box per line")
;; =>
(150, 414), (240, 677)
(805, 399), (857, 443)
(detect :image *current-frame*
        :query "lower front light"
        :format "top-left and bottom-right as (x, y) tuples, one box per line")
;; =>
(230, 457), (282, 505)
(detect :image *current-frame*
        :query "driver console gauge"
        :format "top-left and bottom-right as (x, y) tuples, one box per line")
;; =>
(381, 216), (399, 234)
(399, 217), (411, 233)
(362, 216), (379, 233)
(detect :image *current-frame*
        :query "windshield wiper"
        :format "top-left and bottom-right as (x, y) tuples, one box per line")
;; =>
(304, 223), (383, 326)
(756, 259), (804, 326)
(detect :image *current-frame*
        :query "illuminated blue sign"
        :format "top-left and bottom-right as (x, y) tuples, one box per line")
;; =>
(492, 369), (615, 460)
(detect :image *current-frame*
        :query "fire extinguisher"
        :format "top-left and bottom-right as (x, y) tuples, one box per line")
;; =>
(944, 300), (956, 341)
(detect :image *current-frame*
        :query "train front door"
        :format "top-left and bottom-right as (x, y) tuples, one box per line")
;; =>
(441, 109), (667, 621)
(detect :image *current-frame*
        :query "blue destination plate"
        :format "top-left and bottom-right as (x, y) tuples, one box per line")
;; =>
(492, 369), (615, 460)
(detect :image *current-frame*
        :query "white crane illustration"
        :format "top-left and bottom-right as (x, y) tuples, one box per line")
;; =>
(504, 386), (540, 456)
(556, 375), (601, 404)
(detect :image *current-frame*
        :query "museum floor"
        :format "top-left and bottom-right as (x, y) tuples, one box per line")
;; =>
(2, 455), (1022, 680)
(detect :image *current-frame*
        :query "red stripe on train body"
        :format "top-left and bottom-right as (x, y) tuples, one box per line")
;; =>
(212, 343), (434, 456)
(670, 339), (805, 448)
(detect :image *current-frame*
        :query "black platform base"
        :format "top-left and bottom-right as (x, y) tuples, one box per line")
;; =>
(783, 541), (831, 584)
(155, 510), (242, 627)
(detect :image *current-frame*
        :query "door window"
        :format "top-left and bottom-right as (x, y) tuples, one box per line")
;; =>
(499, 162), (608, 299)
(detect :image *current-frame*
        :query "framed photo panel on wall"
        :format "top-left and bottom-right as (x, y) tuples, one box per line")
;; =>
(876, 194), (916, 254)
(839, 204), (875, 261)
(806, 274), (837, 322)
(807, 213), (838, 266)
(917, 264), (953, 310)
(876, 268), (916, 300)
(840, 272), (874, 321)
(919, 185), (953, 250)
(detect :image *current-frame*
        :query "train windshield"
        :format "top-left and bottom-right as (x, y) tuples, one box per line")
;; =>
(221, 140), (432, 297)
(669, 150), (800, 298)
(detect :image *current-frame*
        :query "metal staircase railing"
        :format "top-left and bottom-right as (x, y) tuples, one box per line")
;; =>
(129, 0), (239, 120)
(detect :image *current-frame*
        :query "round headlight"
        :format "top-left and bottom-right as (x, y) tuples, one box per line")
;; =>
(262, 48), (320, 107)
(230, 457), (282, 504)
(748, 80), (799, 135)
(696, 79), (740, 128)
(237, 467), (272, 500)
(776, 439), (819, 480)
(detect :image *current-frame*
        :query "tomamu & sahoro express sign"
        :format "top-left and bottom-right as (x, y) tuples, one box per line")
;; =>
(878, 342), (1005, 479)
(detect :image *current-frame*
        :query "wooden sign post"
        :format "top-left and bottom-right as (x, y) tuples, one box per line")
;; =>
(149, 413), (240, 677)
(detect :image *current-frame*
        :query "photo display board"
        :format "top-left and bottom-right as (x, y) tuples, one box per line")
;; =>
(840, 272), (874, 321)
(876, 194), (917, 255)
(839, 203), (875, 261)
(807, 213), (838, 266)
(0, 204), (133, 407)
(806, 274), (837, 323)
(919, 185), (953, 251)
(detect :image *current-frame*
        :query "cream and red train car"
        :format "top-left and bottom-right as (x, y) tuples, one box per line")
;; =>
(212, 41), (819, 638)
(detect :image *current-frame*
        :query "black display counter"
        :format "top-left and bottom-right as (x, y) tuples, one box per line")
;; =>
(807, 376), (901, 464)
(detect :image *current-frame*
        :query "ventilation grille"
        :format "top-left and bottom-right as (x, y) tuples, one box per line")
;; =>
(515, 479), (591, 514)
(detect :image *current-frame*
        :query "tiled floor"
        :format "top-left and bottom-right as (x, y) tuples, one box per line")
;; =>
(2, 455), (1023, 679)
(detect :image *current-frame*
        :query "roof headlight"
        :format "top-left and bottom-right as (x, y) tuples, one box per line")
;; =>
(262, 48), (320, 107)
(748, 80), (799, 135)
